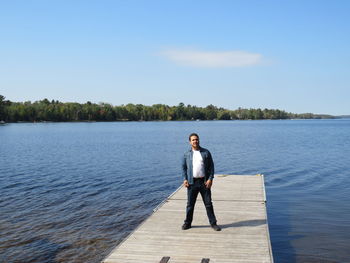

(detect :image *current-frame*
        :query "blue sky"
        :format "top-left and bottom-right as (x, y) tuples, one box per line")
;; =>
(1, 0), (349, 115)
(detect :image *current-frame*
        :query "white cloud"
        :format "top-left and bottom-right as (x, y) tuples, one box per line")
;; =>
(160, 49), (263, 68)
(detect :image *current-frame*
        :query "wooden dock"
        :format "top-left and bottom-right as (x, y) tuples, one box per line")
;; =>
(102, 174), (273, 263)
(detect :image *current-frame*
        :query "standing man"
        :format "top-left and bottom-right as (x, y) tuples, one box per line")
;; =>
(181, 133), (221, 231)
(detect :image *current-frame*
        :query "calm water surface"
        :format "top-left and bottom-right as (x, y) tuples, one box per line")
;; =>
(0, 120), (349, 263)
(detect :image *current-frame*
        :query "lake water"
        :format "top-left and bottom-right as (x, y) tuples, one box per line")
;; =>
(0, 120), (349, 263)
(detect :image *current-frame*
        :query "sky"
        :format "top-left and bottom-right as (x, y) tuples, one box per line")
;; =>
(1, 0), (349, 115)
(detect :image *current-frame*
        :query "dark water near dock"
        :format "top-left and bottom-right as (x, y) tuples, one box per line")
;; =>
(1, 120), (350, 263)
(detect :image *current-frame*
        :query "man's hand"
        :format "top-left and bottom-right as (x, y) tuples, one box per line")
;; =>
(205, 179), (212, 189)
(183, 180), (190, 188)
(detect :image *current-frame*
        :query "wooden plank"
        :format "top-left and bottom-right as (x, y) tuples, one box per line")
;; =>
(102, 174), (273, 263)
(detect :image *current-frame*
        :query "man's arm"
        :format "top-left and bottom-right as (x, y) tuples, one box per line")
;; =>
(181, 153), (189, 187)
(207, 151), (214, 180)
(205, 151), (214, 188)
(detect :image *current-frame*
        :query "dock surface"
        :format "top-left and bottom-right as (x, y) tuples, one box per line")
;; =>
(102, 174), (273, 263)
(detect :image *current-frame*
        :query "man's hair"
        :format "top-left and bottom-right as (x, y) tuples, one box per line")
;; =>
(189, 133), (199, 141)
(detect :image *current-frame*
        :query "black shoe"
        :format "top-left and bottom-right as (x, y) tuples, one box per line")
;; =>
(211, 224), (221, 231)
(182, 223), (191, 230)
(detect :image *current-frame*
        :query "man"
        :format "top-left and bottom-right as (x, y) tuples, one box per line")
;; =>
(181, 133), (221, 231)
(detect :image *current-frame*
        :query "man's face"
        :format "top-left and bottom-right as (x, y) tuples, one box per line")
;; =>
(189, 135), (200, 149)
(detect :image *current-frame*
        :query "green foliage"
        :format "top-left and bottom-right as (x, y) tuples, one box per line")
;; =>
(0, 95), (335, 122)
(0, 95), (12, 121)
(0, 95), (5, 120)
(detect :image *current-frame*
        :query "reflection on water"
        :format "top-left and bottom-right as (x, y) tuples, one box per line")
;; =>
(0, 120), (349, 262)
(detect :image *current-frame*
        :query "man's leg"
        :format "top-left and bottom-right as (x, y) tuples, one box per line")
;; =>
(184, 183), (199, 226)
(199, 182), (217, 225)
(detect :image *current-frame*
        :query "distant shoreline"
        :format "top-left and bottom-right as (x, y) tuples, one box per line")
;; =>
(3, 118), (345, 124)
(0, 95), (339, 123)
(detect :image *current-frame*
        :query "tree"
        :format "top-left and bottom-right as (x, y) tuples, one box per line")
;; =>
(218, 110), (231, 120)
(0, 95), (5, 120)
(204, 104), (217, 120)
(0, 96), (330, 122)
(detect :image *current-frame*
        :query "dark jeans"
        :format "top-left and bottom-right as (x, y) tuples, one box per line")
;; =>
(184, 177), (217, 225)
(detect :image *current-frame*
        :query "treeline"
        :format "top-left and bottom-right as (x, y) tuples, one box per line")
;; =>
(0, 95), (334, 122)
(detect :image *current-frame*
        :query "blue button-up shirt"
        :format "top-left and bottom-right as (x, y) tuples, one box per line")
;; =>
(181, 147), (215, 185)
